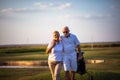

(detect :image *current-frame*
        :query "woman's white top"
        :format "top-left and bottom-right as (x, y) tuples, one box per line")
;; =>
(47, 41), (63, 61)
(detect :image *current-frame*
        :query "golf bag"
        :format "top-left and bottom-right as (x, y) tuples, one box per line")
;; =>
(76, 51), (86, 75)
(76, 51), (94, 80)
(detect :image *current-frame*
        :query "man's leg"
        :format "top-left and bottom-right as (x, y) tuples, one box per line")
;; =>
(63, 56), (71, 80)
(65, 71), (71, 80)
(70, 54), (77, 80)
(71, 71), (75, 80)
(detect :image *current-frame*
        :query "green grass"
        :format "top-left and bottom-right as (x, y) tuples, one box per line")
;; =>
(0, 52), (48, 61)
(0, 47), (120, 61)
(0, 68), (119, 80)
(0, 45), (120, 80)
(83, 47), (120, 59)
(0, 68), (50, 80)
(0, 45), (47, 61)
(0, 46), (46, 54)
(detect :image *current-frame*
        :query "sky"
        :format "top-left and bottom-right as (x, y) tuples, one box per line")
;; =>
(0, 0), (120, 45)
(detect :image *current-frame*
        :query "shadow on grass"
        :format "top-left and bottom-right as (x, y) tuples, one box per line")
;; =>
(16, 71), (120, 80)
(76, 71), (120, 80)
(89, 71), (120, 80)
(0, 69), (120, 80)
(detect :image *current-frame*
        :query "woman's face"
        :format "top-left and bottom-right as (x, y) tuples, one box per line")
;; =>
(53, 32), (60, 40)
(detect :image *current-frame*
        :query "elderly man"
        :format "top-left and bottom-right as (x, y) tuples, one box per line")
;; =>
(61, 26), (82, 80)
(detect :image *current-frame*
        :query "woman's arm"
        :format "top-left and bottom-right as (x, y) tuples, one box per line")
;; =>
(46, 40), (56, 54)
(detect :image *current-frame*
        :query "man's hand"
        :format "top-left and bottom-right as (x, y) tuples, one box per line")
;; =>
(51, 39), (56, 47)
(46, 40), (56, 54)
(78, 55), (83, 61)
(77, 52), (83, 61)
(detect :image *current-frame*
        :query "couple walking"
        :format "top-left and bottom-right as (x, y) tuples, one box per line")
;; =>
(46, 26), (82, 80)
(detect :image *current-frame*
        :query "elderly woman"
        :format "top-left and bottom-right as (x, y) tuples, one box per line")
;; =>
(46, 30), (63, 80)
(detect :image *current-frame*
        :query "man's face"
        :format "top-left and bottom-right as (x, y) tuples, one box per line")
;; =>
(62, 29), (69, 37)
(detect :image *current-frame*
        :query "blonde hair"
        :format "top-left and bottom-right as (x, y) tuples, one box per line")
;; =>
(53, 30), (59, 34)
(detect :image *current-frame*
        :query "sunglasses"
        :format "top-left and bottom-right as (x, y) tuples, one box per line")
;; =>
(63, 31), (68, 34)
